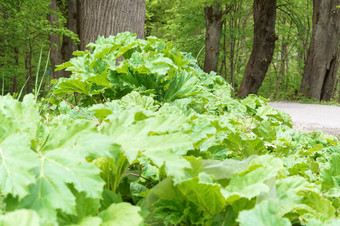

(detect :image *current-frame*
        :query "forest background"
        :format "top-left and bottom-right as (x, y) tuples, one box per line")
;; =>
(0, 0), (339, 102)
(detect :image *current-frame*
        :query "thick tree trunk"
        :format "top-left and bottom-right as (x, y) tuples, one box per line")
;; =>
(300, 0), (340, 101)
(204, 4), (224, 74)
(78, 0), (146, 50)
(48, 0), (67, 79)
(237, 0), (277, 98)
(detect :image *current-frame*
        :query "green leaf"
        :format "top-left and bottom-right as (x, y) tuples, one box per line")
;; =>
(0, 209), (41, 226)
(237, 199), (291, 226)
(120, 91), (158, 110)
(222, 155), (283, 204)
(224, 132), (266, 157)
(57, 191), (101, 225)
(177, 177), (226, 216)
(321, 154), (340, 192)
(202, 156), (257, 180)
(69, 216), (102, 226)
(18, 150), (104, 220)
(164, 71), (205, 101)
(98, 202), (143, 226)
(103, 111), (193, 181)
(53, 79), (92, 95)
(0, 134), (39, 199)
(296, 190), (336, 222)
(275, 177), (308, 215)
(0, 94), (41, 141)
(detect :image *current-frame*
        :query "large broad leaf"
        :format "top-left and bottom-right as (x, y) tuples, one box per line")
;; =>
(17, 149), (104, 220)
(275, 177), (308, 215)
(0, 209), (41, 226)
(94, 153), (129, 192)
(164, 71), (205, 101)
(237, 199), (291, 226)
(221, 155), (283, 204)
(306, 219), (340, 226)
(294, 190), (336, 222)
(69, 216), (102, 226)
(103, 110), (193, 182)
(98, 202), (143, 226)
(40, 116), (117, 159)
(202, 156), (257, 180)
(120, 91), (158, 111)
(224, 132), (266, 157)
(53, 79), (92, 96)
(57, 191), (101, 225)
(143, 177), (207, 225)
(0, 134), (39, 199)
(0, 94), (41, 141)
(176, 177), (226, 216)
(321, 154), (340, 195)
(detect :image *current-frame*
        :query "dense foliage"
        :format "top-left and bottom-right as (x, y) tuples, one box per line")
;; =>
(0, 33), (339, 225)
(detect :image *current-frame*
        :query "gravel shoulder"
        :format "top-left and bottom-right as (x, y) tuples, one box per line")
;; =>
(268, 102), (340, 137)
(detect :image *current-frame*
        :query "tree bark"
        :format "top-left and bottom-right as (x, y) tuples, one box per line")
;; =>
(25, 40), (32, 94)
(237, 0), (278, 98)
(78, 0), (146, 50)
(204, 4), (225, 74)
(300, 0), (340, 101)
(11, 47), (19, 94)
(62, 0), (79, 64)
(48, 0), (68, 79)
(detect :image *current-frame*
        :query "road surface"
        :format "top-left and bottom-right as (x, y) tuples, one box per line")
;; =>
(268, 102), (340, 137)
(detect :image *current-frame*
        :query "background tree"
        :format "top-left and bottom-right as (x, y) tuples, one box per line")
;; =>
(48, 0), (67, 79)
(78, 0), (146, 50)
(203, 3), (230, 73)
(300, 0), (340, 101)
(0, 0), (52, 94)
(238, 0), (278, 97)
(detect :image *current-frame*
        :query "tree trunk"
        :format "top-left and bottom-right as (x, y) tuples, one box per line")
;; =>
(219, 21), (227, 80)
(48, 0), (68, 79)
(25, 40), (32, 94)
(11, 47), (19, 94)
(300, 0), (340, 101)
(274, 32), (288, 99)
(237, 0), (278, 98)
(78, 0), (146, 50)
(62, 0), (79, 65)
(204, 4), (224, 74)
(229, 17), (236, 87)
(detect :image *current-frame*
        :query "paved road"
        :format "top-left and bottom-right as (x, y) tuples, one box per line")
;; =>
(268, 102), (340, 137)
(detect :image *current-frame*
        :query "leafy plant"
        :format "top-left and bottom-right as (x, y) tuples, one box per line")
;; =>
(0, 33), (339, 225)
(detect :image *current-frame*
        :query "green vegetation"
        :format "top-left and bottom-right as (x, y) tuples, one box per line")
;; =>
(0, 33), (339, 225)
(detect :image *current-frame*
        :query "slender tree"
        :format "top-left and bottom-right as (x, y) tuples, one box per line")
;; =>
(48, 0), (67, 79)
(204, 3), (230, 73)
(238, 0), (278, 97)
(300, 0), (340, 101)
(61, 0), (79, 65)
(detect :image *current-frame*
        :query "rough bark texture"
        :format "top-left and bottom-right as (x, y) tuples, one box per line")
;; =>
(238, 0), (278, 98)
(78, 0), (146, 50)
(204, 4), (224, 74)
(300, 0), (340, 101)
(47, 0), (67, 79)
(62, 0), (79, 65)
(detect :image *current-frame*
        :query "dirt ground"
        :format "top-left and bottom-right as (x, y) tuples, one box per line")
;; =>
(268, 102), (340, 137)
